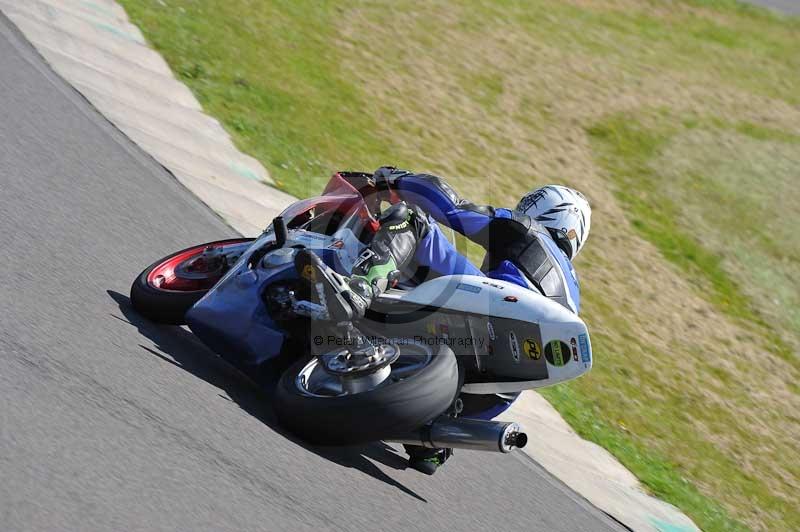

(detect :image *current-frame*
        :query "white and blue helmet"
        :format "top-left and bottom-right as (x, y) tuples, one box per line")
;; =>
(516, 185), (591, 259)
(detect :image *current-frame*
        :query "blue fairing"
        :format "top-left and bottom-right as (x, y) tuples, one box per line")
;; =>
(186, 262), (294, 369)
(466, 395), (519, 421)
(186, 227), (367, 371)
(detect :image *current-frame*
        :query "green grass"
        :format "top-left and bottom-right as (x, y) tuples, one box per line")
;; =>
(118, 1), (800, 529)
(117, 0), (397, 198)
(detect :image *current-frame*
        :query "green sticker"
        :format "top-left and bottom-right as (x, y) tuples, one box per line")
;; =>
(545, 340), (571, 367)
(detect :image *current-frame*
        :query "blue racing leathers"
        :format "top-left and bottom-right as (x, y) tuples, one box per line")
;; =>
(388, 172), (581, 314)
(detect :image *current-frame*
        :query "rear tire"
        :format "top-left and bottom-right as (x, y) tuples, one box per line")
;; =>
(130, 239), (254, 325)
(274, 343), (459, 445)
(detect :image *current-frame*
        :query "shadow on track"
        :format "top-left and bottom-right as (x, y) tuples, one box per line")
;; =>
(106, 290), (427, 502)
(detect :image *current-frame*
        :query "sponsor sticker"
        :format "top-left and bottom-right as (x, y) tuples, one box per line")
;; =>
(509, 331), (520, 363)
(301, 264), (316, 282)
(570, 337), (579, 362)
(523, 338), (541, 360)
(567, 228), (577, 240)
(425, 321), (436, 335)
(481, 281), (504, 290)
(456, 283), (481, 294)
(545, 340), (570, 367)
(388, 219), (410, 231)
(487, 321), (496, 341)
(578, 333), (591, 363)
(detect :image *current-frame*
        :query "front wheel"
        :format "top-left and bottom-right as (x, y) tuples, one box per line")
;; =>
(130, 238), (254, 324)
(273, 342), (459, 445)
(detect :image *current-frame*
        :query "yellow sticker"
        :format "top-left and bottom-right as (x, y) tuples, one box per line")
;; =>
(523, 338), (541, 360)
(301, 264), (317, 282)
(425, 321), (436, 335)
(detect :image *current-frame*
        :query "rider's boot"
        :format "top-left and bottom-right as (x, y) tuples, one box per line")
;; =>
(404, 445), (453, 475)
(294, 202), (423, 322)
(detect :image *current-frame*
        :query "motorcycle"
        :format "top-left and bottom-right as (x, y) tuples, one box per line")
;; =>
(131, 172), (593, 454)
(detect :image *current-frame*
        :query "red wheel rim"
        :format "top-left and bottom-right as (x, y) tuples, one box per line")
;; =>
(146, 239), (252, 292)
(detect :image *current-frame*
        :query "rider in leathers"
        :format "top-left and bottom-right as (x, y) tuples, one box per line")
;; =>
(296, 166), (592, 474)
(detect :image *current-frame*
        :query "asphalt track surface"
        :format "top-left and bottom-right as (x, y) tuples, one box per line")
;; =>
(0, 14), (625, 532)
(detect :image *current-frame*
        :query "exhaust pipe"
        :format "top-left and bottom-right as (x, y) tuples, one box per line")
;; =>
(389, 417), (528, 453)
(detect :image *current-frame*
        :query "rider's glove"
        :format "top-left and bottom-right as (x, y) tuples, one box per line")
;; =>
(372, 166), (409, 202)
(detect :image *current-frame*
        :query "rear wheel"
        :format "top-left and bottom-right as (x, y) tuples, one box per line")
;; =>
(130, 238), (254, 324)
(274, 341), (459, 445)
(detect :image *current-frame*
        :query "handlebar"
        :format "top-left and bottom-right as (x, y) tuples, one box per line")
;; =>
(247, 216), (287, 270)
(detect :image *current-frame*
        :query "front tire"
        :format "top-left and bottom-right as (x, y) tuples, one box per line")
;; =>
(130, 238), (254, 325)
(274, 342), (459, 445)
